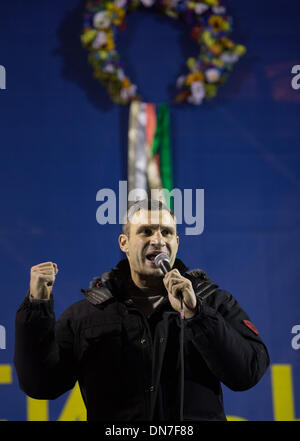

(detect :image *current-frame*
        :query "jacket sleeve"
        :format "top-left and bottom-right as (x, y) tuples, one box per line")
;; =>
(183, 289), (270, 391)
(14, 294), (78, 399)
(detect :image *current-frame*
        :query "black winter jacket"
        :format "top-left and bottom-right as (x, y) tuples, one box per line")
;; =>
(14, 258), (270, 421)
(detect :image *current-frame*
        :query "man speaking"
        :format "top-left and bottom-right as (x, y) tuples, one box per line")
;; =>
(14, 199), (270, 421)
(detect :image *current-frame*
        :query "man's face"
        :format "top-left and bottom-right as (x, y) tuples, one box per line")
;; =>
(119, 209), (179, 279)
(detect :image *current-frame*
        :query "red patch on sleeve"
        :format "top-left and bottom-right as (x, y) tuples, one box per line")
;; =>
(243, 320), (259, 335)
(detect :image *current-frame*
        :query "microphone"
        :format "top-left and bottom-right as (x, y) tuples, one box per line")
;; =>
(154, 253), (184, 313)
(154, 253), (171, 275)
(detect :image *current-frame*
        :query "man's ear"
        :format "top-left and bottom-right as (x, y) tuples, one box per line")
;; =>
(118, 234), (129, 253)
(176, 235), (179, 253)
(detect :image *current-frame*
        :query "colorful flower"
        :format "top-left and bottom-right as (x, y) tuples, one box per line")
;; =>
(188, 81), (206, 104)
(205, 67), (221, 83)
(82, 0), (245, 105)
(185, 71), (205, 85)
(117, 68), (125, 80)
(205, 83), (217, 98)
(194, 3), (209, 15)
(202, 30), (215, 47)
(121, 77), (131, 89)
(220, 51), (239, 64)
(98, 50), (108, 60)
(107, 3), (126, 25)
(186, 57), (197, 72)
(212, 6), (225, 15)
(81, 29), (97, 46)
(105, 37), (115, 51)
(220, 37), (234, 50)
(103, 63), (116, 73)
(234, 45), (246, 56)
(211, 57), (225, 68)
(92, 31), (107, 49)
(209, 42), (223, 55)
(176, 75), (186, 89)
(121, 84), (137, 100)
(140, 0), (155, 7)
(208, 15), (225, 33)
(204, 0), (219, 6)
(93, 11), (111, 29)
(114, 0), (127, 8)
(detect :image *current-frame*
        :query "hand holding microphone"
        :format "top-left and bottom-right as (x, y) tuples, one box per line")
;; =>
(154, 253), (197, 319)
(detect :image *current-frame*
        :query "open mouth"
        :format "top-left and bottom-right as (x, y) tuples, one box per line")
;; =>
(145, 251), (167, 264)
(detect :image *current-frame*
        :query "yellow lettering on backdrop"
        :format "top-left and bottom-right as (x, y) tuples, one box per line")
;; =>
(27, 397), (48, 421)
(0, 365), (12, 384)
(17, 364), (298, 421)
(271, 364), (299, 421)
(226, 415), (248, 421)
(58, 382), (86, 421)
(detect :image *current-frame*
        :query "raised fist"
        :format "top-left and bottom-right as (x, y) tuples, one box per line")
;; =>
(29, 262), (58, 300)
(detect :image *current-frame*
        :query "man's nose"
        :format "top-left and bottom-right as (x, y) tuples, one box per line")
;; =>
(150, 230), (165, 246)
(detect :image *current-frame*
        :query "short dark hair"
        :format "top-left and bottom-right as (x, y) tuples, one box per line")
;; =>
(122, 199), (175, 237)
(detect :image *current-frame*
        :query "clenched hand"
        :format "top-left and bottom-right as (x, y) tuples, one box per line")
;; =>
(29, 261), (58, 300)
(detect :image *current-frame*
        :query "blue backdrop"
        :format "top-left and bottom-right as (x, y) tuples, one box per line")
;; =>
(0, 0), (299, 421)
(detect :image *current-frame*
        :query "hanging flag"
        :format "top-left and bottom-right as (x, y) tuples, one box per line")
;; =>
(127, 100), (173, 210)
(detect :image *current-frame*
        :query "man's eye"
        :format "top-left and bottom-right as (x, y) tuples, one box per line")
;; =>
(143, 229), (152, 235)
(162, 230), (171, 235)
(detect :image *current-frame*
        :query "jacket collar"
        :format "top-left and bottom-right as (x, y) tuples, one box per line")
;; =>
(109, 257), (188, 290)
(82, 258), (189, 306)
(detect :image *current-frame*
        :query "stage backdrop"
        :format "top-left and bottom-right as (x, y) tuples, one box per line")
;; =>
(0, 0), (300, 421)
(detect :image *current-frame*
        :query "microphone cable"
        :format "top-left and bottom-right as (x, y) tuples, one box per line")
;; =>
(179, 294), (184, 422)
(153, 253), (218, 422)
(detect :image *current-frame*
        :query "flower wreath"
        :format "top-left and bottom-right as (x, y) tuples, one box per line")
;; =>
(81, 0), (246, 105)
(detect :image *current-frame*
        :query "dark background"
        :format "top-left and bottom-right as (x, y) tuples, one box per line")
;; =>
(0, 0), (299, 420)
